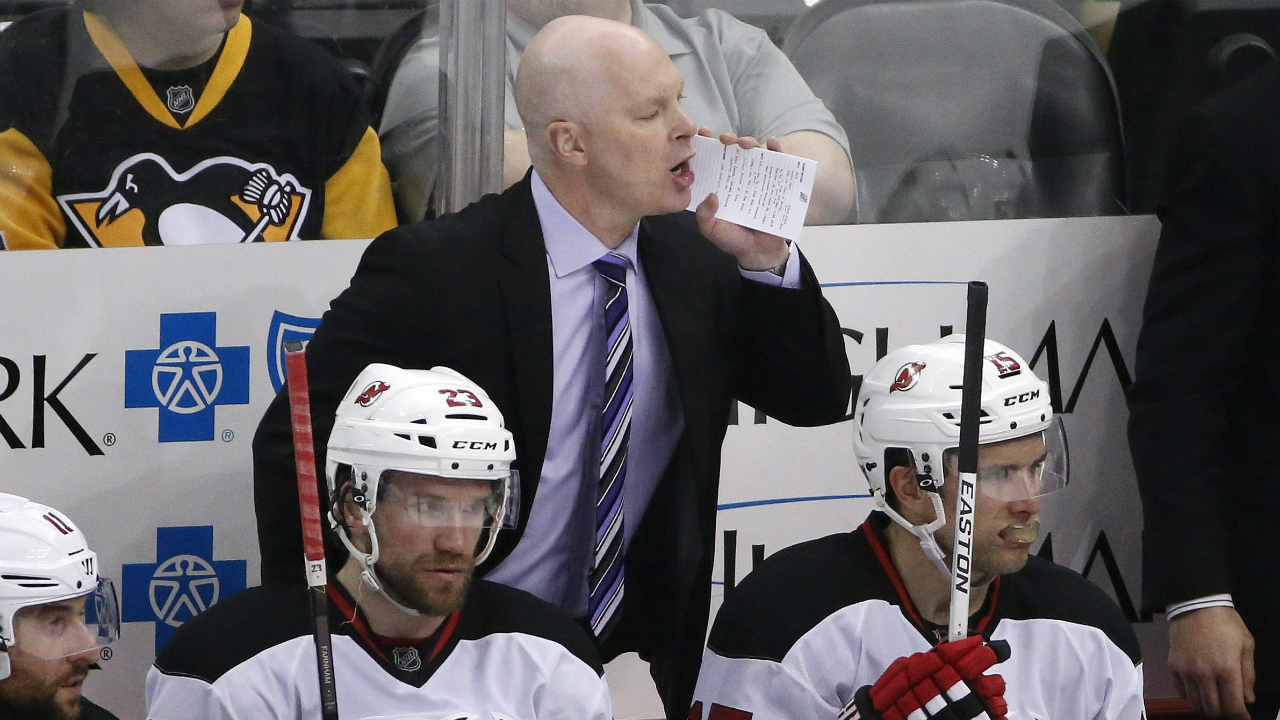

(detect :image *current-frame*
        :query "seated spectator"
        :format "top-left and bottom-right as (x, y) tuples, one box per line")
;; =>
(148, 365), (612, 718)
(691, 336), (1143, 720)
(0, 493), (121, 720)
(0, 0), (396, 249)
(379, 0), (856, 225)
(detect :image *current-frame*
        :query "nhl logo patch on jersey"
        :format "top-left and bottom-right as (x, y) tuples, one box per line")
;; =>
(392, 645), (422, 672)
(167, 85), (196, 114)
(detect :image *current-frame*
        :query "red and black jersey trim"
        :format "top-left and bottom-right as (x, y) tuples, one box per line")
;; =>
(327, 582), (463, 688)
(151, 577), (604, 687)
(705, 511), (1125, 665)
(862, 516), (1003, 642)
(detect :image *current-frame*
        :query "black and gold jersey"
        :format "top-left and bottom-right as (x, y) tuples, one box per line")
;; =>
(0, 8), (397, 249)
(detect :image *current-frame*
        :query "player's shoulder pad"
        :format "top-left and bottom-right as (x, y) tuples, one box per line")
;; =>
(1001, 555), (1142, 665)
(461, 580), (604, 676)
(708, 530), (889, 662)
(152, 584), (313, 683)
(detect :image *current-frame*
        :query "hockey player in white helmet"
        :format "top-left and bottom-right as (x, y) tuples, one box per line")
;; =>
(0, 494), (120, 720)
(146, 364), (612, 719)
(692, 336), (1144, 720)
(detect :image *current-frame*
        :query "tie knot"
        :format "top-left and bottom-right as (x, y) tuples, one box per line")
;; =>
(593, 252), (629, 284)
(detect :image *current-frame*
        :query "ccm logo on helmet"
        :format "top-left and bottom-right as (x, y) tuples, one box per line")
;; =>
(1003, 389), (1041, 406)
(889, 362), (926, 393)
(453, 440), (499, 450)
(355, 381), (390, 407)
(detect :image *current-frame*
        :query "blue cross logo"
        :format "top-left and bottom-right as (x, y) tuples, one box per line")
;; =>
(265, 310), (322, 393)
(122, 526), (247, 653)
(125, 312), (250, 442)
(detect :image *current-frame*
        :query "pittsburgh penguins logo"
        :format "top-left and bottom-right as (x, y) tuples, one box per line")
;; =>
(57, 153), (312, 247)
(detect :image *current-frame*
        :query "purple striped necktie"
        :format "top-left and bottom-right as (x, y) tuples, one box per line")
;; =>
(589, 251), (632, 638)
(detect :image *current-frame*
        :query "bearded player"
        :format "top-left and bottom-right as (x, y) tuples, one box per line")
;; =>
(690, 336), (1144, 720)
(0, 494), (121, 720)
(145, 364), (611, 719)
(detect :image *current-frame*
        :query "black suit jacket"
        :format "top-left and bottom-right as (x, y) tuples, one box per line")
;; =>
(252, 176), (852, 717)
(1127, 62), (1280, 693)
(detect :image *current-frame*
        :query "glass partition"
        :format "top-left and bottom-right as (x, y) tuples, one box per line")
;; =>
(2, 0), (1278, 246)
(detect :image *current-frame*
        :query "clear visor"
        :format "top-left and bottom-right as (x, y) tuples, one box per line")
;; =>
(377, 470), (519, 530)
(12, 578), (119, 661)
(965, 415), (1069, 501)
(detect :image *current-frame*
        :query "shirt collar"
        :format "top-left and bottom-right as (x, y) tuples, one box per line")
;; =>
(532, 170), (639, 278)
(507, 2), (693, 58)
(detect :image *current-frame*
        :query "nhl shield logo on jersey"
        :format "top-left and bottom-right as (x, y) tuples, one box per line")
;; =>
(392, 645), (423, 672)
(166, 85), (196, 114)
(57, 152), (313, 247)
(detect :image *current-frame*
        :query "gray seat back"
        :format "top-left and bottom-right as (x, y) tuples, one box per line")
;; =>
(785, 0), (1126, 223)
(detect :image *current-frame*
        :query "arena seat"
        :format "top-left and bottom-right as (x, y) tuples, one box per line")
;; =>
(1109, 0), (1280, 212)
(783, 0), (1126, 223)
(367, 5), (438, 127)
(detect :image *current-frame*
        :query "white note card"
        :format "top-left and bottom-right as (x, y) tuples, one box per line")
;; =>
(685, 134), (817, 241)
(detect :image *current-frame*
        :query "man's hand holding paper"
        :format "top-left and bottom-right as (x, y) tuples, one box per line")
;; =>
(689, 130), (818, 259)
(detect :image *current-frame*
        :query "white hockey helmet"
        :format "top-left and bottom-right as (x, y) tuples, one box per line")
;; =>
(326, 364), (519, 610)
(851, 336), (1068, 574)
(0, 494), (119, 680)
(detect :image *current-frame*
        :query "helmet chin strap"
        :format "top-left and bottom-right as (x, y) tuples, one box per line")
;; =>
(337, 513), (423, 618)
(876, 489), (953, 580)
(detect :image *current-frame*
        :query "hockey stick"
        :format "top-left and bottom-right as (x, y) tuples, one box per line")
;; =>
(948, 282), (988, 643)
(284, 341), (340, 720)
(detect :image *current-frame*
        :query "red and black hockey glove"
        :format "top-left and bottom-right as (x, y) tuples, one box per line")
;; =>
(839, 635), (1011, 720)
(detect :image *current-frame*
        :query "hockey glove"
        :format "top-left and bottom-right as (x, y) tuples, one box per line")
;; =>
(838, 635), (1011, 720)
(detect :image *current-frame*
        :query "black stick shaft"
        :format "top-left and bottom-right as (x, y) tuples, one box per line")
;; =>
(309, 587), (340, 720)
(949, 281), (988, 641)
(958, 283), (989, 474)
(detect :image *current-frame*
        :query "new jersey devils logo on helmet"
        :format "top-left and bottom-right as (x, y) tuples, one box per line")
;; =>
(889, 362), (926, 393)
(355, 381), (390, 407)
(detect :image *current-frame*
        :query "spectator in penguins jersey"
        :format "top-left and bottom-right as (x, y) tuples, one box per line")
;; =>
(146, 364), (611, 719)
(0, 0), (396, 249)
(691, 336), (1144, 720)
(0, 494), (121, 720)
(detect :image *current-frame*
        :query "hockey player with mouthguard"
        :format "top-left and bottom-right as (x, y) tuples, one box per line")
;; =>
(690, 336), (1144, 720)
(145, 364), (612, 719)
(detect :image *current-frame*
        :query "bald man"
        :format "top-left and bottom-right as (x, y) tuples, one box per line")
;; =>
(379, 0), (856, 224)
(253, 17), (851, 719)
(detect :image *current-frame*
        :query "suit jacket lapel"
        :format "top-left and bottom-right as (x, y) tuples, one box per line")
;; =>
(496, 179), (554, 516)
(637, 214), (720, 472)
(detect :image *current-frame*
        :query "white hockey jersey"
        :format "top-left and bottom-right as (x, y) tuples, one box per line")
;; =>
(692, 513), (1145, 720)
(145, 579), (612, 720)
